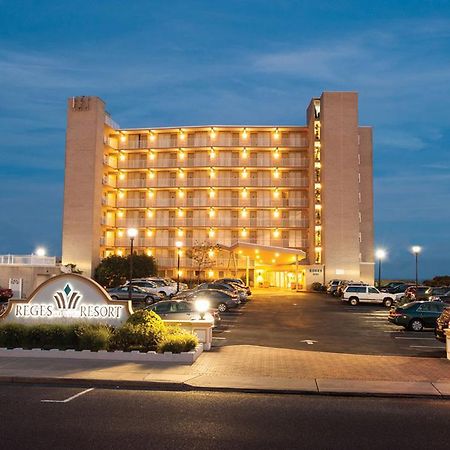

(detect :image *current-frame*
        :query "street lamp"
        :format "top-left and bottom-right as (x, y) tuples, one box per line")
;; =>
(375, 249), (386, 289)
(35, 247), (46, 257)
(175, 241), (183, 293)
(127, 228), (138, 300)
(412, 246), (421, 287)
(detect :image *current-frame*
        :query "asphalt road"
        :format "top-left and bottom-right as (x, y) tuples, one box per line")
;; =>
(1, 385), (449, 450)
(213, 291), (446, 357)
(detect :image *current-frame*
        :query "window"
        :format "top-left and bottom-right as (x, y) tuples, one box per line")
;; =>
(176, 302), (192, 312)
(368, 287), (378, 294)
(347, 286), (365, 293)
(154, 303), (170, 313)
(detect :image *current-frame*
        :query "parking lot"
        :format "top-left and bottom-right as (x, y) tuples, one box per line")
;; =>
(212, 290), (446, 358)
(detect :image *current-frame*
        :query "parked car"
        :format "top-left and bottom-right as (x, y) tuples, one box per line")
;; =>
(342, 285), (395, 307)
(0, 287), (13, 302)
(435, 307), (450, 342)
(128, 278), (177, 297)
(163, 278), (189, 292)
(176, 289), (240, 312)
(336, 281), (367, 297)
(404, 285), (430, 301)
(426, 287), (450, 300)
(215, 278), (252, 296)
(381, 283), (414, 294)
(388, 301), (448, 331)
(107, 285), (161, 304)
(380, 281), (405, 291)
(195, 282), (248, 302)
(326, 279), (344, 295)
(146, 299), (219, 327)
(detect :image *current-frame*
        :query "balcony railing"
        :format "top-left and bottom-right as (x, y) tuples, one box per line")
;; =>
(0, 254), (56, 266)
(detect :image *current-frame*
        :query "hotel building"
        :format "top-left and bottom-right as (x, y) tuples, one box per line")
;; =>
(62, 92), (374, 288)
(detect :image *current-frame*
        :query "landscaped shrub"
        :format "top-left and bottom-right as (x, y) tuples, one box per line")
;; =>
(75, 324), (112, 351)
(27, 324), (77, 350)
(0, 323), (28, 348)
(157, 333), (198, 354)
(111, 309), (167, 352)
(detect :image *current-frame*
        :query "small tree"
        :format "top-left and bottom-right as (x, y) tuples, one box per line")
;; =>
(94, 255), (157, 288)
(423, 275), (450, 287)
(185, 241), (220, 285)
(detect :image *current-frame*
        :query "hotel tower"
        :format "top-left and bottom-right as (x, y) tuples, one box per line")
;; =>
(62, 92), (374, 288)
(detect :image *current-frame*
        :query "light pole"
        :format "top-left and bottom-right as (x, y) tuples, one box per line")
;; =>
(412, 246), (421, 287)
(35, 247), (46, 257)
(375, 249), (386, 289)
(175, 241), (183, 293)
(127, 228), (138, 300)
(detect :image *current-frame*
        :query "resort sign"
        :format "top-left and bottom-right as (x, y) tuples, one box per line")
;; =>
(0, 274), (132, 327)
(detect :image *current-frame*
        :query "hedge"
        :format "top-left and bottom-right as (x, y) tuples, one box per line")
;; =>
(0, 310), (198, 353)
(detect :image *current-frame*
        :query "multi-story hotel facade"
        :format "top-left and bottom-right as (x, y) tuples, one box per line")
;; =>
(62, 92), (374, 289)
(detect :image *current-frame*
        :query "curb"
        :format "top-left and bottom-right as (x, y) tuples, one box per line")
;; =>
(1, 376), (449, 400)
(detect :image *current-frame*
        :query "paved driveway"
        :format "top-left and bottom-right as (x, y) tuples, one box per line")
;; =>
(213, 290), (446, 357)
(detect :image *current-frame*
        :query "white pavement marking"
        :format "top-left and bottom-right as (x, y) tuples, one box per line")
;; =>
(300, 340), (318, 345)
(223, 330), (232, 333)
(212, 337), (227, 340)
(41, 388), (94, 404)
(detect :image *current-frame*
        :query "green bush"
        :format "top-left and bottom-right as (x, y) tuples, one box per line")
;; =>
(111, 310), (167, 352)
(157, 332), (198, 354)
(27, 324), (77, 350)
(75, 324), (112, 351)
(0, 323), (28, 348)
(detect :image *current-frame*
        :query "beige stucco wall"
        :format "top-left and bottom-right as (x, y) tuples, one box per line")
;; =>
(62, 96), (106, 276)
(320, 92), (361, 282)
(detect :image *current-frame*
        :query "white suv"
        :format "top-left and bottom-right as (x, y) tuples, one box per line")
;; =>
(343, 285), (395, 307)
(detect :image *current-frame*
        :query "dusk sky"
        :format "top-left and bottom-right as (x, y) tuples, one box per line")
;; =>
(1, 0), (449, 279)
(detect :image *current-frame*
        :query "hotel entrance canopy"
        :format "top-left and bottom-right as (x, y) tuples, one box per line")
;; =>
(218, 241), (306, 266)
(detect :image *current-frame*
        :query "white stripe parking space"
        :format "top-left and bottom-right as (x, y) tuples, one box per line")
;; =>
(41, 388), (95, 404)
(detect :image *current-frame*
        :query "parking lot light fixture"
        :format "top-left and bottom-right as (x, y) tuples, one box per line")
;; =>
(175, 241), (183, 293)
(127, 228), (138, 300)
(375, 249), (386, 289)
(412, 246), (421, 287)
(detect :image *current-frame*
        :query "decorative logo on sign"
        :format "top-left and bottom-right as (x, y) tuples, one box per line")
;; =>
(53, 284), (82, 310)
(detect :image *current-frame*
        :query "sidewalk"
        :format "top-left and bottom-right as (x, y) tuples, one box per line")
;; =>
(0, 344), (449, 398)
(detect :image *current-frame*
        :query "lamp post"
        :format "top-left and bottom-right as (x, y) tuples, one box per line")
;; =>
(127, 228), (138, 300)
(412, 246), (421, 287)
(175, 241), (183, 293)
(35, 247), (46, 257)
(375, 249), (386, 289)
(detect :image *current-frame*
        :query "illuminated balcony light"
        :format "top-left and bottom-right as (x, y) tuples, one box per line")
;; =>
(149, 150), (155, 160)
(315, 183), (322, 189)
(315, 162), (321, 168)
(149, 131), (155, 142)
(147, 229), (153, 237)
(242, 147), (248, 159)
(177, 228), (184, 237)
(208, 249), (215, 258)
(273, 147), (280, 159)
(273, 168), (280, 179)
(273, 228), (280, 238)
(117, 249), (123, 256)
(148, 189), (154, 198)
(146, 249), (153, 256)
(178, 169), (184, 178)
(315, 225), (322, 230)
(210, 167), (215, 178)
(242, 168), (248, 178)
(209, 188), (215, 198)
(273, 208), (280, 218)
(148, 170), (155, 179)
(315, 204), (322, 210)
(120, 134), (126, 143)
(118, 230), (124, 237)
(117, 210), (124, 218)
(147, 209), (153, 218)
(209, 228), (215, 238)
(273, 188), (280, 199)
(178, 188), (184, 198)
(241, 187), (248, 198)
(118, 190), (125, 198)
(119, 172), (125, 180)
(210, 128), (216, 140)
(209, 207), (215, 218)
(242, 128), (248, 140)
(179, 129), (185, 140)
(177, 208), (184, 217)
(315, 246), (322, 252)
(241, 207), (247, 218)
(178, 148), (185, 160)
(119, 152), (126, 161)
(241, 228), (248, 237)
(210, 147), (216, 159)
(208, 270), (214, 278)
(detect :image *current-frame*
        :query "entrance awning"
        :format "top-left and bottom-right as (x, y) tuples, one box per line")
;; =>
(218, 241), (306, 266)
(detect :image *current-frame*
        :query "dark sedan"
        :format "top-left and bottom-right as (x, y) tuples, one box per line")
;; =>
(175, 289), (240, 312)
(107, 285), (161, 304)
(388, 301), (447, 331)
